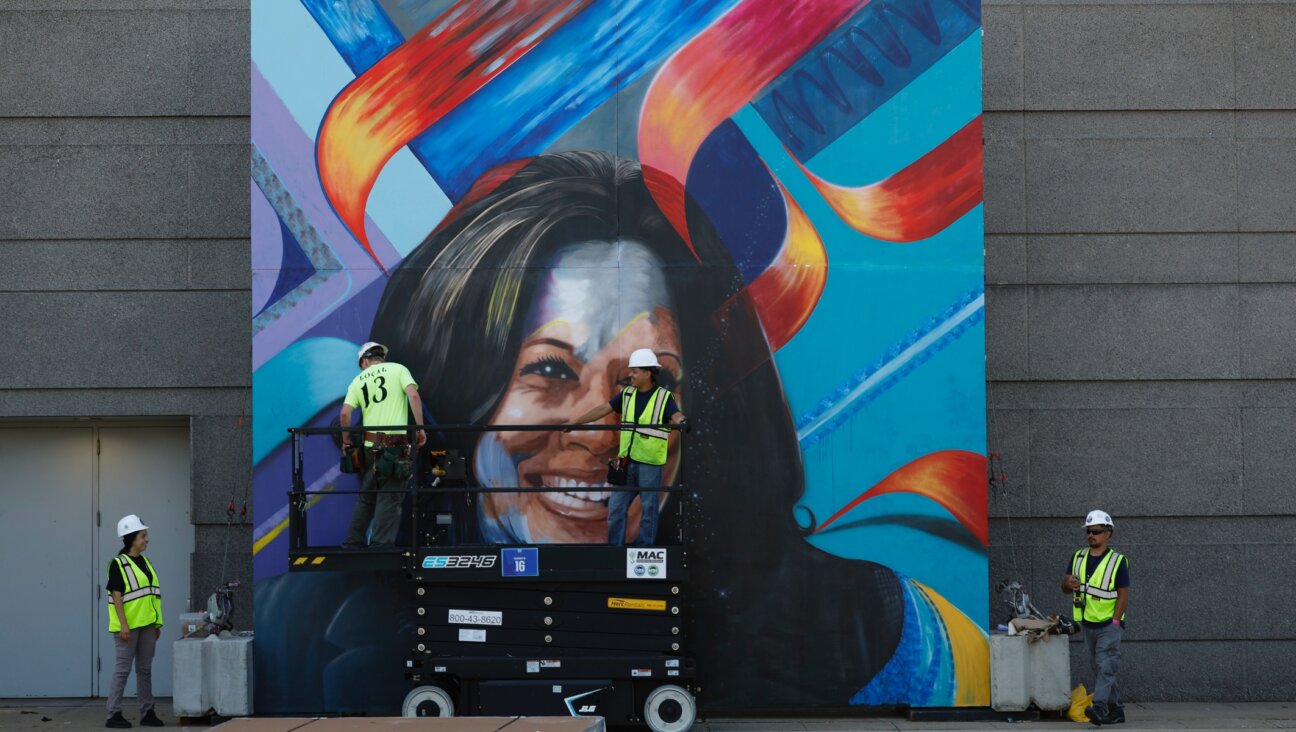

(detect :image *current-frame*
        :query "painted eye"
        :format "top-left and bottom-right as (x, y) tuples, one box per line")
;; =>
(519, 355), (579, 381)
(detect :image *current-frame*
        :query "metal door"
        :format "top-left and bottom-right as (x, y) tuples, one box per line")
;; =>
(0, 428), (95, 696)
(95, 427), (193, 698)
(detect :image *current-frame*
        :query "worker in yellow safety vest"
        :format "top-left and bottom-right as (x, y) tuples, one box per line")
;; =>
(569, 348), (688, 546)
(105, 514), (165, 729)
(1062, 509), (1130, 727)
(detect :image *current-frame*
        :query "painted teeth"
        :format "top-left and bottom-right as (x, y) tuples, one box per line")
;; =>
(537, 476), (612, 506)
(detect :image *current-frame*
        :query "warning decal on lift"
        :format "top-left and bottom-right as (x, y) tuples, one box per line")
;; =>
(608, 597), (667, 611)
(626, 548), (667, 579)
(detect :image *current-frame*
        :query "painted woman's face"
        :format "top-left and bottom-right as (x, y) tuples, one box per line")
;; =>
(475, 240), (684, 543)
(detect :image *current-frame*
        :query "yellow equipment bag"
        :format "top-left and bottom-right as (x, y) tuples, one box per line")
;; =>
(1068, 684), (1094, 724)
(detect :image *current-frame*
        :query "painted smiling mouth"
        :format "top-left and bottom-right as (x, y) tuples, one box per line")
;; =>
(535, 475), (612, 510)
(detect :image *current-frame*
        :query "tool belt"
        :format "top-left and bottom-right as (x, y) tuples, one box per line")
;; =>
(363, 432), (409, 447)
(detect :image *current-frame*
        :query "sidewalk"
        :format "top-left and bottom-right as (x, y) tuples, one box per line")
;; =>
(2, 699), (1293, 732)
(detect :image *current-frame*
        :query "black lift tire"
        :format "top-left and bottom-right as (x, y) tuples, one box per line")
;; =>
(643, 684), (696, 732)
(402, 685), (455, 718)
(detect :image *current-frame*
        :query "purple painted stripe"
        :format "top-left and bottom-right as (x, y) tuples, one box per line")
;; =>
(250, 63), (400, 369)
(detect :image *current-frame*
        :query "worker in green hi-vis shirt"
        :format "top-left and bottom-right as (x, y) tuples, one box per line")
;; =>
(340, 342), (427, 548)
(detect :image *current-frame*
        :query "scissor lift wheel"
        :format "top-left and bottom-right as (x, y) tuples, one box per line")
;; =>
(643, 684), (696, 732)
(403, 685), (455, 718)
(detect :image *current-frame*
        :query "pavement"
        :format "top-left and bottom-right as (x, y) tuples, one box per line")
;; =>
(2, 699), (1294, 732)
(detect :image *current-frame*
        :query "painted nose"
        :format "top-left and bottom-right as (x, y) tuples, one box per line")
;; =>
(562, 415), (619, 457)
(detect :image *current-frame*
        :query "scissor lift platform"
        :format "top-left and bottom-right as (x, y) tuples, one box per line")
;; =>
(284, 424), (698, 731)
(402, 545), (696, 731)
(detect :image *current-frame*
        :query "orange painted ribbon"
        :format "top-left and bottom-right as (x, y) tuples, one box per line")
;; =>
(638, 0), (869, 256)
(796, 116), (984, 242)
(745, 181), (828, 350)
(814, 449), (988, 546)
(316, 0), (593, 270)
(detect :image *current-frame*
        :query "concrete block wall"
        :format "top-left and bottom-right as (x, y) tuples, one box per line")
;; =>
(984, 0), (1296, 701)
(0, 1), (253, 615)
(4, 0), (1294, 700)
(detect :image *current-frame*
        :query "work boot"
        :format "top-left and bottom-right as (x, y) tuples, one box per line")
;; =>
(105, 712), (132, 729)
(1102, 706), (1125, 725)
(140, 710), (164, 727)
(1084, 704), (1106, 726)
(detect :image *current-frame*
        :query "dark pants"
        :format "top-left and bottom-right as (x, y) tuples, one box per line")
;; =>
(343, 458), (404, 548)
(1084, 622), (1123, 711)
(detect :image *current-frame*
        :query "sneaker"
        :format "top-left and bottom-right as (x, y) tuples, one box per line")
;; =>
(140, 710), (164, 727)
(1084, 704), (1106, 726)
(105, 712), (132, 729)
(1102, 706), (1126, 725)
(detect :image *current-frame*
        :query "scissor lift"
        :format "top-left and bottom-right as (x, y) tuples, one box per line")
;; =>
(286, 424), (698, 732)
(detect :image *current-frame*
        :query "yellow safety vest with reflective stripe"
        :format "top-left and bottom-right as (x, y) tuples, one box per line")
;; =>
(1072, 548), (1125, 623)
(107, 554), (162, 632)
(618, 386), (671, 466)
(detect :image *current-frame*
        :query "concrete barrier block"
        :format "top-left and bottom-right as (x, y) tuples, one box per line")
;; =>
(991, 632), (1071, 712)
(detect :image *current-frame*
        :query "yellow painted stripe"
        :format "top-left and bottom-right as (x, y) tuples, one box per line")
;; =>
(914, 580), (990, 706)
(311, 556), (326, 565)
(253, 492), (330, 556)
(293, 557), (307, 565)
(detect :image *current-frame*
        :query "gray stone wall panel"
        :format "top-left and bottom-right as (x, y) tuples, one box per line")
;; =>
(0, 239), (249, 292)
(986, 285), (1029, 381)
(191, 414), (253, 525)
(0, 8), (248, 116)
(1117, 544), (1243, 642)
(1099, 641), (1249, 703)
(1239, 139), (1296, 231)
(1027, 408), (1242, 517)
(1242, 642), (1296, 702)
(189, 239), (252, 290)
(987, 409), (1031, 518)
(1240, 284), (1296, 379)
(1024, 234), (1239, 285)
(1241, 545), (1296, 641)
(0, 291), (247, 389)
(1241, 407), (1296, 515)
(1026, 285), (1240, 380)
(1235, 5), (1296, 110)
(984, 112), (1025, 234)
(983, 6), (1023, 111)
(0, 142), (247, 239)
(0, 240), (190, 291)
(985, 235), (1027, 285)
(0, 387), (247, 418)
(990, 380), (1296, 412)
(1239, 233), (1296, 283)
(1022, 5), (1234, 111)
(1024, 138), (1237, 233)
(191, 143), (252, 238)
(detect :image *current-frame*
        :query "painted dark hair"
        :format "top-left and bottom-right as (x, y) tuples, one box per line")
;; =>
(370, 151), (902, 708)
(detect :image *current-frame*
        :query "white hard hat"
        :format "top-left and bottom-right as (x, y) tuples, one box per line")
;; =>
(628, 348), (661, 368)
(1084, 509), (1113, 528)
(117, 514), (148, 537)
(357, 341), (388, 366)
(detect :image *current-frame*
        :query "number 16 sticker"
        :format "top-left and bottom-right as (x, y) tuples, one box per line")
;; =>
(502, 547), (539, 577)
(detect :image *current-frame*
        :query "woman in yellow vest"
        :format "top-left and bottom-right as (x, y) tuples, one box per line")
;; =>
(570, 348), (688, 545)
(105, 515), (164, 729)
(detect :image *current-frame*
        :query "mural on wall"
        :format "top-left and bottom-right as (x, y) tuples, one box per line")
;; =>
(251, 0), (987, 715)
